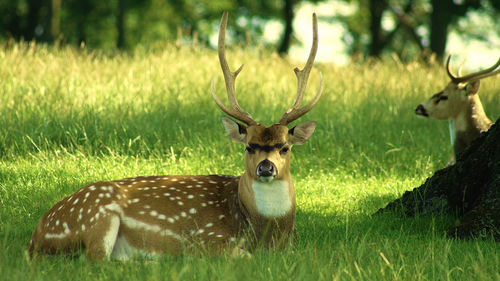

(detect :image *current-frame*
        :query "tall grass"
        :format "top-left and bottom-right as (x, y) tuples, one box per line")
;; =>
(0, 42), (499, 280)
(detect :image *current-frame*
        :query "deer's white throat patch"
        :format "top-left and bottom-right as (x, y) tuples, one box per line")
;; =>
(252, 180), (291, 218)
(448, 120), (456, 146)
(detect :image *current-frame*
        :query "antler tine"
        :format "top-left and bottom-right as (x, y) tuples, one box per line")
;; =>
(279, 73), (323, 125)
(446, 55), (458, 82)
(464, 57), (500, 81)
(447, 55), (500, 84)
(212, 11), (257, 126)
(279, 13), (321, 125)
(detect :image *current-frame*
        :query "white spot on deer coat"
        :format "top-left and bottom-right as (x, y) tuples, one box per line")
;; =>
(121, 216), (181, 240)
(102, 216), (120, 257)
(44, 232), (69, 239)
(63, 222), (70, 234)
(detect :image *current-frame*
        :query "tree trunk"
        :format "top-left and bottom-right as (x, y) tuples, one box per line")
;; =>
(377, 117), (500, 240)
(49, 0), (61, 42)
(278, 0), (295, 55)
(368, 0), (388, 57)
(116, 0), (126, 49)
(74, 1), (91, 46)
(43, 0), (61, 43)
(25, 0), (43, 40)
(429, 0), (452, 59)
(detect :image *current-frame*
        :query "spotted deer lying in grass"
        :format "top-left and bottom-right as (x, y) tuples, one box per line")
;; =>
(415, 56), (500, 164)
(28, 12), (322, 260)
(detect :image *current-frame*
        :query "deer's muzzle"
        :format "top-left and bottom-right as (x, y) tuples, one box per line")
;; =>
(415, 104), (428, 117)
(256, 159), (277, 181)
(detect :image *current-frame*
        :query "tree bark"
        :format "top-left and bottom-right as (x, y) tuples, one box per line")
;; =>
(74, 1), (91, 46)
(429, 0), (452, 60)
(368, 0), (388, 57)
(25, 0), (43, 40)
(49, 0), (61, 42)
(278, 0), (295, 55)
(116, 0), (126, 49)
(377, 117), (500, 240)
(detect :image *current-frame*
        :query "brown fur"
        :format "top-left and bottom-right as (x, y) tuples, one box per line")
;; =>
(416, 80), (493, 160)
(30, 11), (321, 260)
(29, 120), (315, 260)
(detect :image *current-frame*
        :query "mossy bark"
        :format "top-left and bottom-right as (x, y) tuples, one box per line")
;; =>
(378, 117), (500, 240)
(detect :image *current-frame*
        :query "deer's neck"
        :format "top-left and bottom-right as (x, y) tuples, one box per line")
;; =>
(235, 173), (296, 247)
(452, 95), (492, 154)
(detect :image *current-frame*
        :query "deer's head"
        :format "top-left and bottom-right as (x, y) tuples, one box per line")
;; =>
(212, 12), (322, 183)
(415, 56), (500, 120)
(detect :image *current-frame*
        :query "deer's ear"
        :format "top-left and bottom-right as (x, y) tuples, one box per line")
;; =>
(221, 116), (247, 143)
(465, 80), (480, 95)
(289, 121), (316, 145)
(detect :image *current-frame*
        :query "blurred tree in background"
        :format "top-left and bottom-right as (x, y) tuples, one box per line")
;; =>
(0, 0), (498, 60)
(336, 0), (500, 60)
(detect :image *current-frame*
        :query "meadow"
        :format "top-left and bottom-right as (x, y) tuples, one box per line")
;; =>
(0, 42), (499, 280)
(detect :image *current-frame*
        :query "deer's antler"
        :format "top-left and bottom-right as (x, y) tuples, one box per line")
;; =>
(279, 13), (323, 125)
(446, 55), (500, 84)
(211, 12), (257, 126)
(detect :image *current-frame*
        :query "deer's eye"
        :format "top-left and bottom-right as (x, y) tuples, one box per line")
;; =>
(435, 96), (448, 104)
(280, 147), (289, 155)
(246, 147), (255, 154)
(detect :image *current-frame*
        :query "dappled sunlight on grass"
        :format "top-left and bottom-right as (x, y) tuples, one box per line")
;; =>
(1, 43), (499, 280)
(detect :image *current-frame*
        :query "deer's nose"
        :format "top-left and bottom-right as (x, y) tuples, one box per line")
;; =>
(256, 159), (277, 179)
(415, 104), (428, 117)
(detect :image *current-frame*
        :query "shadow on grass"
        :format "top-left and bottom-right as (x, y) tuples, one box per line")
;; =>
(295, 193), (458, 248)
(0, 97), (227, 159)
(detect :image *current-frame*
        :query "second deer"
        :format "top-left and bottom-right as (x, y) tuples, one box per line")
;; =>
(415, 56), (500, 163)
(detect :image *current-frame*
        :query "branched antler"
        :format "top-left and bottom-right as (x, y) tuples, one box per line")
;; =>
(211, 12), (257, 126)
(279, 13), (323, 125)
(446, 55), (500, 84)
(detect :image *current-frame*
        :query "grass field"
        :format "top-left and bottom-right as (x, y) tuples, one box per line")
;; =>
(0, 42), (499, 280)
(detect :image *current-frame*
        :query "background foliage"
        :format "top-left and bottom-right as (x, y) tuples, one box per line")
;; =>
(0, 0), (499, 59)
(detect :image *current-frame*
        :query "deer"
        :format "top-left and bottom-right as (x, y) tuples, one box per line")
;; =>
(28, 12), (322, 261)
(415, 55), (500, 164)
